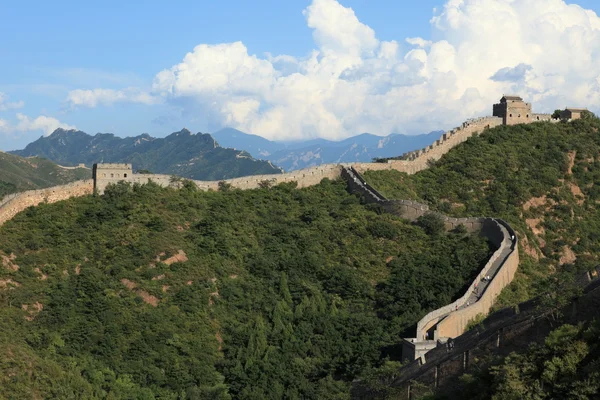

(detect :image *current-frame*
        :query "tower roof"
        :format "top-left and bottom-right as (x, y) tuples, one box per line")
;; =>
(501, 95), (523, 101)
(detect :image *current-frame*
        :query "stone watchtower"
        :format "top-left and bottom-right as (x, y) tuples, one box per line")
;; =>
(92, 163), (133, 192)
(493, 95), (532, 125)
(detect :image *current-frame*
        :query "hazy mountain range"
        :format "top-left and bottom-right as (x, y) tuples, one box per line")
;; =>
(211, 128), (444, 171)
(10, 126), (444, 181)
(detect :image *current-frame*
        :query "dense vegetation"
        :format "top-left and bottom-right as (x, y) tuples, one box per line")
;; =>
(364, 116), (600, 309)
(0, 179), (491, 398)
(0, 152), (90, 197)
(11, 128), (282, 180)
(426, 321), (600, 399)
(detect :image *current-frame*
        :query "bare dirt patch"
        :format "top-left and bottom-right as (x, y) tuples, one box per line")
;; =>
(137, 290), (159, 307)
(121, 278), (159, 306)
(209, 289), (219, 306)
(523, 195), (553, 211)
(559, 246), (577, 265)
(22, 302), (43, 321)
(0, 279), (20, 288)
(121, 278), (137, 289)
(152, 274), (165, 281)
(75, 264), (81, 275)
(162, 250), (188, 265)
(2, 253), (19, 271)
(526, 218), (545, 236)
(568, 182), (584, 204)
(567, 151), (576, 175)
(162, 285), (169, 293)
(519, 236), (541, 260)
(385, 256), (394, 264)
(34, 267), (48, 280)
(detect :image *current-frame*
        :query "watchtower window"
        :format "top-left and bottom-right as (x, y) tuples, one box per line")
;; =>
(116, 173), (120, 178)
(526, 114), (529, 118)
(537, 116), (540, 120)
(124, 173), (128, 178)
(509, 114), (512, 117)
(518, 114), (521, 118)
(110, 173), (114, 178)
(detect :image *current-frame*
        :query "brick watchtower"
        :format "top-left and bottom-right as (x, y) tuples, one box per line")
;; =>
(493, 95), (532, 125)
(92, 163), (133, 192)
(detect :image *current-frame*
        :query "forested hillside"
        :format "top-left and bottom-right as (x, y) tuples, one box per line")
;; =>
(365, 116), (600, 308)
(2, 117), (600, 398)
(363, 116), (600, 399)
(0, 152), (90, 197)
(0, 179), (491, 398)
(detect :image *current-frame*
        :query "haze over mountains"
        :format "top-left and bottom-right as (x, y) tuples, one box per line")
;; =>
(11, 128), (282, 181)
(212, 128), (444, 171)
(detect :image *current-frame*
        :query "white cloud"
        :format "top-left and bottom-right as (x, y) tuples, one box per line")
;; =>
(0, 92), (24, 111)
(15, 114), (76, 136)
(0, 114), (76, 137)
(406, 37), (432, 48)
(65, 88), (161, 109)
(73, 0), (600, 139)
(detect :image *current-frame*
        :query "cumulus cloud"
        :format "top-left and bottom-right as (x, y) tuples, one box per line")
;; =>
(15, 114), (76, 136)
(65, 88), (161, 109)
(72, 0), (600, 139)
(0, 92), (24, 111)
(0, 114), (76, 137)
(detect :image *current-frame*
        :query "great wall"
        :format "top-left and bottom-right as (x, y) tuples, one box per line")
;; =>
(0, 95), (593, 397)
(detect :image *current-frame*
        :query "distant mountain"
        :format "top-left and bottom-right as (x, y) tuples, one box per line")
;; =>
(11, 129), (282, 181)
(212, 128), (444, 171)
(0, 152), (91, 197)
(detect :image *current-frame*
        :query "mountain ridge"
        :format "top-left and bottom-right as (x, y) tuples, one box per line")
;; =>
(11, 128), (282, 180)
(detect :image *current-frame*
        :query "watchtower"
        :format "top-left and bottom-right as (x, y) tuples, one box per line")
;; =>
(92, 163), (133, 192)
(560, 108), (588, 121)
(493, 95), (532, 125)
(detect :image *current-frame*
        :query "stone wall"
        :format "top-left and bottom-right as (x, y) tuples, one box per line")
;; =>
(93, 164), (345, 194)
(342, 167), (519, 346)
(0, 180), (93, 225)
(352, 269), (600, 399)
(531, 113), (557, 123)
(352, 116), (503, 177)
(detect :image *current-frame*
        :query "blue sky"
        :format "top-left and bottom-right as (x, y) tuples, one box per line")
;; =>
(1, 0), (600, 150)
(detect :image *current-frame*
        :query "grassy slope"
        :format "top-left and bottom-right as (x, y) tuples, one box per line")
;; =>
(0, 152), (91, 197)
